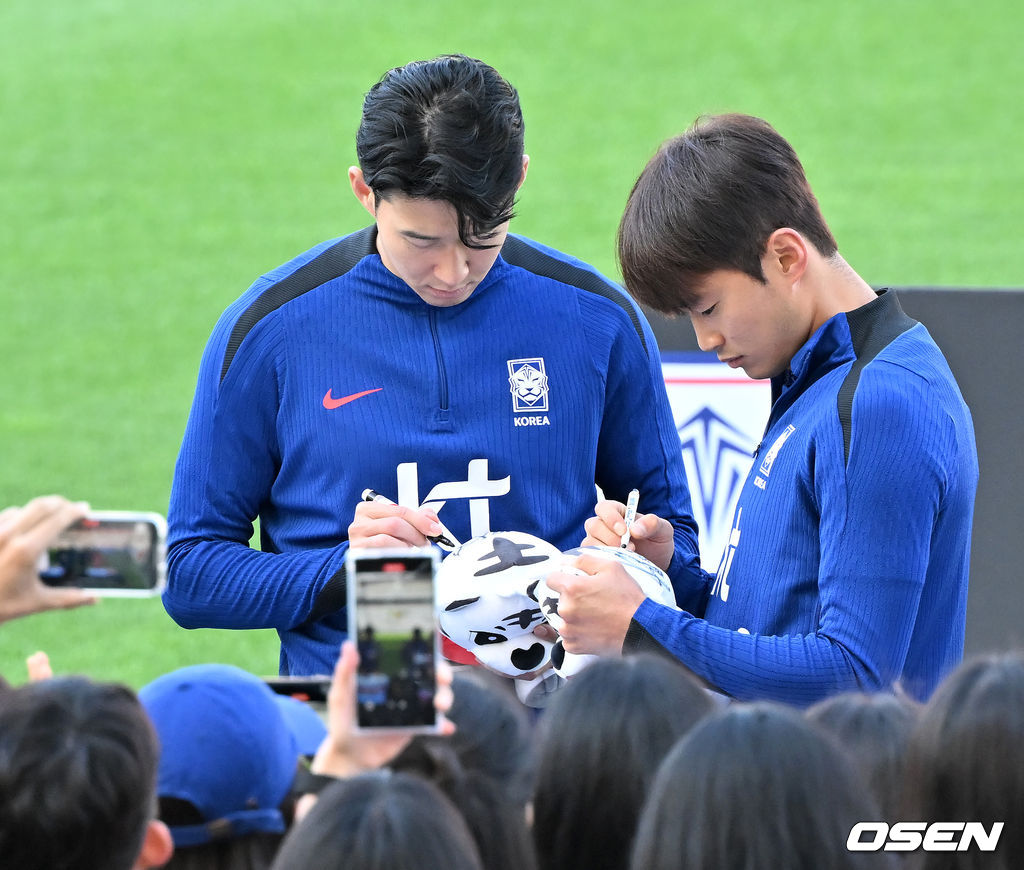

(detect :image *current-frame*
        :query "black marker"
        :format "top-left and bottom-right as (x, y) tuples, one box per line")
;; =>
(360, 489), (460, 551)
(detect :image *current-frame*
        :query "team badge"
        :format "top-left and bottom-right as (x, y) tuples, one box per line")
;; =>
(507, 358), (549, 413)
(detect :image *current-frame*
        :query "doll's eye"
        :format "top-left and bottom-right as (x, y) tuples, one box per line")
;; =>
(502, 608), (543, 629)
(470, 630), (507, 645)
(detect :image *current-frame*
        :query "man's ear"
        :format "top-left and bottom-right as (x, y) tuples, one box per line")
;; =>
(134, 819), (174, 869)
(763, 228), (808, 285)
(348, 166), (376, 217)
(518, 154), (530, 189)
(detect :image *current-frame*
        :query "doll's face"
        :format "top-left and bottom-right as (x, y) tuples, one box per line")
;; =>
(437, 532), (562, 676)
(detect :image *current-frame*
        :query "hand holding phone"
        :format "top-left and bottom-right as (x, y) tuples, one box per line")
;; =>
(346, 547), (441, 733)
(38, 510), (166, 597)
(0, 495), (95, 624)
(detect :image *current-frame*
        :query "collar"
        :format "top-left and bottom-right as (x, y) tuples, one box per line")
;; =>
(770, 288), (911, 405)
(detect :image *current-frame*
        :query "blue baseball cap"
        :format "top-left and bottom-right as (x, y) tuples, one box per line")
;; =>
(140, 664), (301, 848)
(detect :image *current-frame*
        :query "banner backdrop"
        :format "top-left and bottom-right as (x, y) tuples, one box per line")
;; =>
(660, 351), (770, 569)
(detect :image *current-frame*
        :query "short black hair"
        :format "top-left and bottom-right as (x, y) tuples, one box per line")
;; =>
(356, 54), (525, 248)
(806, 690), (921, 819)
(272, 771), (484, 870)
(631, 702), (893, 870)
(532, 655), (714, 870)
(617, 113), (837, 313)
(902, 652), (1024, 867)
(0, 676), (159, 870)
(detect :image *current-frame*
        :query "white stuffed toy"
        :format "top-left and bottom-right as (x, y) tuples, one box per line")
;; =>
(437, 534), (679, 706)
(436, 531), (565, 705)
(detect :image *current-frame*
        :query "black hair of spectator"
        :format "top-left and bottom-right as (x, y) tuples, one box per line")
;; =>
(390, 736), (537, 870)
(806, 689), (921, 818)
(0, 676), (160, 870)
(901, 651), (1024, 870)
(531, 654), (715, 870)
(630, 701), (896, 870)
(270, 771), (483, 870)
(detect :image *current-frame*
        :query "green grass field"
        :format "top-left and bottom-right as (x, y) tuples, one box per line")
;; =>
(2, 0), (1021, 686)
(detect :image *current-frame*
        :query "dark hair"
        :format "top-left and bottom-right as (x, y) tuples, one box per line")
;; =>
(531, 654), (714, 870)
(356, 54), (525, 248)
(901, 652), (1024, 870)
(391, 673), (539, 870)
(391, 669), (538, 870)
(391, 741), (537, 870)
(631, 702), (895, 870)
(617, 113), (838, 313)
(806, 690), (921, 819)
(270, 771), (483, 870)
(0, 676), (160, 870)
(407, 667), (535, 804)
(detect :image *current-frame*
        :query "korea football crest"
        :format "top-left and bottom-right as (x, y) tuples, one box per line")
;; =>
(508, 357), (551, 427)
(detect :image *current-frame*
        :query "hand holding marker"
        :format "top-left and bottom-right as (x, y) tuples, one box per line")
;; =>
(360, 489), (461, 551)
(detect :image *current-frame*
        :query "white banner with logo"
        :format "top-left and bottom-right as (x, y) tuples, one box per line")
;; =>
(660, 352), (771, 569)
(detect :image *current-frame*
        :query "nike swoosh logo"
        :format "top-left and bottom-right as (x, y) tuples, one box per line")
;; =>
(322, 388), (383, 410)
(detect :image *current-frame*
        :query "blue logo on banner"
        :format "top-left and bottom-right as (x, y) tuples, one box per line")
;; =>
(676, 407), (756, 565)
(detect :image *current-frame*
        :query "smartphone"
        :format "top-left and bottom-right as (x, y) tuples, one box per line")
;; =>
(346, 547), (441, 733)
(39, 510), (167, 597)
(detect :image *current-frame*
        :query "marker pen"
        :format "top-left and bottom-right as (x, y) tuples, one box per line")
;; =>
(360, 489), (461, 551)
(620, 488), (640, 549)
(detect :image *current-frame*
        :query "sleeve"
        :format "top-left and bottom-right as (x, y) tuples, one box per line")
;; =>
(588, 295), (713, 614)
(164, 298), (349, 631)
(625, 367), (954, 705)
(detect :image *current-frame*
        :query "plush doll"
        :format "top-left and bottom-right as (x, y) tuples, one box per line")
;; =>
(436, 531), (564, 706)
(436, 533), (678, 706)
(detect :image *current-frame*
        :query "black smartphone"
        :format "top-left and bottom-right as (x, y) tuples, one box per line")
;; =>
(39, 511), (166, 596)
(346, 547), (441, 733)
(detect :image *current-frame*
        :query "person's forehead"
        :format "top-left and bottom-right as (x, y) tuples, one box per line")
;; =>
(377, 193), (460, 237)
(688, 268), (757, 301)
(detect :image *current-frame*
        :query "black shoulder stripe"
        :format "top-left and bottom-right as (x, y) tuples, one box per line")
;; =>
(836, 290), (918, 465)
(500, 235), (648, 357)
(219, 227), (377, 383)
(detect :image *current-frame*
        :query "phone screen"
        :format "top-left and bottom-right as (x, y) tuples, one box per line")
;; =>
(346, 549), (439, 732)
(39, 512), (166, 596)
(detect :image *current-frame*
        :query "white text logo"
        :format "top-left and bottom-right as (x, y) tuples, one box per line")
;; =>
(847, 822), (1003, 852)
(395, 459), (510, 539)
(710, 507), (742, 602)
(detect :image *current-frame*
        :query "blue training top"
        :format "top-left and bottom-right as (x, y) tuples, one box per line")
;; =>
(629, 290), (978, 705)
(165, 227), (704, 675)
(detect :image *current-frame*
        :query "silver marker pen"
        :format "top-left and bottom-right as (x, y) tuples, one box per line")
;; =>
(360, 489), (461, 551)
(620, 488), (640, 549)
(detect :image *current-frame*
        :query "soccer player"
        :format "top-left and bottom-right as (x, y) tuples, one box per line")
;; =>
(164, 55), (702, 676)
(549, 113), (978, 705)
